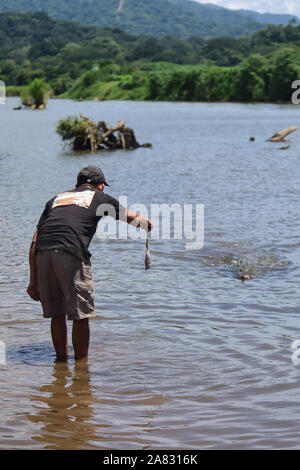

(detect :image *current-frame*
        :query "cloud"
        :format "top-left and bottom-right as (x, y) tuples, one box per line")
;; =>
(193, 1), (300, 16)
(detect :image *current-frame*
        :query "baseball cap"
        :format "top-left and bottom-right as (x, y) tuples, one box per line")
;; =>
(77, 166), (110, 187)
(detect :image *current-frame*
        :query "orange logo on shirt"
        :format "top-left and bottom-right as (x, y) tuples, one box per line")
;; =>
(52, 191), (95, 209)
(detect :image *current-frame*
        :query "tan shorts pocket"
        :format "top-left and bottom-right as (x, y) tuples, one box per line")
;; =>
(74, 263), (95, 318)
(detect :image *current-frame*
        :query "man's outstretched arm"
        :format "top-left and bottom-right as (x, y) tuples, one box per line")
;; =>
(27, 229), (40, 301)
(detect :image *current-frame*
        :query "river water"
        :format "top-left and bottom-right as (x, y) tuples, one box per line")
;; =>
(0, 98), (300, 449)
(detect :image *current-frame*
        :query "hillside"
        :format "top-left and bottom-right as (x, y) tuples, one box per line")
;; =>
(0, 0), (270, 39)
(237, 9), (298, 25)
(169, 1), (297, 27)
(1, 11), (299, 104)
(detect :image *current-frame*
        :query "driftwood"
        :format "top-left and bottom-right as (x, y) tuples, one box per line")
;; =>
(57, 114), (152, 152)
(279, 145), (290, 150)
(268, 126), (298, 142)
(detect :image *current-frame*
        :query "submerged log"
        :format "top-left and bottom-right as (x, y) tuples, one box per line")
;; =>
(268, 126), (298, 142)
(57, 114), (152, 152)
(279, 145), (290, 150)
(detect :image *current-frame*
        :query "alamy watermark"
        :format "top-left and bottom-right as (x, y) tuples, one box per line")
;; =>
(0, 341), (6, 365)
(291, 340), (300, 365)
(96, 197), (205, 250)
(291, 80), (300, 104)
(0, 80), (6, 104)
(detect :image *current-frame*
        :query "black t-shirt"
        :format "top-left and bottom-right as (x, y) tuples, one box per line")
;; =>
(35, 186), (125, 262)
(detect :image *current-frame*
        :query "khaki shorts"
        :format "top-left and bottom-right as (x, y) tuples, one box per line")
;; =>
(36, 249), (96, 321)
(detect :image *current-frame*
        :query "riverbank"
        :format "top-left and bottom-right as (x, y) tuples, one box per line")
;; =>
(9, 58), (298, 104)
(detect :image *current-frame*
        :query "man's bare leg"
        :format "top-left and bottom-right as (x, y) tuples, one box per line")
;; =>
(72, 318), (90, 361)
(51, 315), (68, 362)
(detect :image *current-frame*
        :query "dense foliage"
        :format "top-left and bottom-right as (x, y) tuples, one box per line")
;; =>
(64, 51), (298, 103)
(1, 12), (300, 103)
(0, 0), (295, 39)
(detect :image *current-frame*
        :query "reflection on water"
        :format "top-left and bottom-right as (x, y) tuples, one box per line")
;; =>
(1, 99), (300, 449)
(27, 361), (97, 450)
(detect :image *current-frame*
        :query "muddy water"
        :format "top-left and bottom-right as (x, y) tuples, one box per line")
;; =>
(1, 99), (300, 449)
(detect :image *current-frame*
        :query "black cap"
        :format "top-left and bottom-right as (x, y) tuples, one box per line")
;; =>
(77, 166), (110, 187)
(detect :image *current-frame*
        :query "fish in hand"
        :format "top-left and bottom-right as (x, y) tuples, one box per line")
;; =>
(145, 238), (151, 270)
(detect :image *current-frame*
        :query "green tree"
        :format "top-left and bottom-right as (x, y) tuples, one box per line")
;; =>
(269, 48), (298, 101)
(235, 54), (268, 101)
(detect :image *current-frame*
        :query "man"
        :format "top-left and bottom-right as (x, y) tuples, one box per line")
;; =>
(27, 166), (153, 362)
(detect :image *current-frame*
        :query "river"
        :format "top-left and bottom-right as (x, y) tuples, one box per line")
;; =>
(0, 98), (300, 449)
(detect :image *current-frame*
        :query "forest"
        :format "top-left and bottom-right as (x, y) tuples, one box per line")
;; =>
(1, 11), (299, 103)
(0, 0), (294, 39)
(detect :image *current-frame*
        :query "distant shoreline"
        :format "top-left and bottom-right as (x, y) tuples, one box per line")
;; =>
(6, 90), (293, 106)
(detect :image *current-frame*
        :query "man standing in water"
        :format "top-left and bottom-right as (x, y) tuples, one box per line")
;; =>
(27, 166), (153, 362)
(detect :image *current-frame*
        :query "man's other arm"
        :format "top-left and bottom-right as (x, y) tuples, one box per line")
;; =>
(27, 229), (40, 301)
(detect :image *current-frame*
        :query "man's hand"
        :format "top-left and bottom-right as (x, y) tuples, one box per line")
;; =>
(141, 217), (153, 232)
(27, 282), (40, 302)
(125, 209), (153, 232)
(136, 216), (153, 232)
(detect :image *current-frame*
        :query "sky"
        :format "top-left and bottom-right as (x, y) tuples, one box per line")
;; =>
(194, 1), (300, 17)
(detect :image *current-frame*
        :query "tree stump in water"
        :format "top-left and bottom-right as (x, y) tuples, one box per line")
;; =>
(119, 127), (139, 149)
(56, 114), (152, 152)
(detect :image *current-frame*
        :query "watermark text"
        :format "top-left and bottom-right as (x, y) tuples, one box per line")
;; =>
(96, 197), (204, 250)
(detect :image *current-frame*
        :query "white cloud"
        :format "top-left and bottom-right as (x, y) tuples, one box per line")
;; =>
(193, 1), (300, 16)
